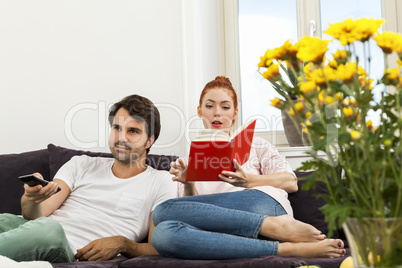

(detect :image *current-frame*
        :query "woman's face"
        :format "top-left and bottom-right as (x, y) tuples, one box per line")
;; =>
(197, 88), (238, 134)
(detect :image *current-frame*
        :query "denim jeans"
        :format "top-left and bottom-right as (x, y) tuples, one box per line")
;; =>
(152, 189), (287, 259)
(0, 213), (76, 262)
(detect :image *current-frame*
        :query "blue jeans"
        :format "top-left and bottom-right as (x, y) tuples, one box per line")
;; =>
(152, 189), (287, 260)
(0, 213), (76, 262)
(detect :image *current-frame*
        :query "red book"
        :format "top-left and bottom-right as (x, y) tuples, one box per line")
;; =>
(185, 119), (256, 181)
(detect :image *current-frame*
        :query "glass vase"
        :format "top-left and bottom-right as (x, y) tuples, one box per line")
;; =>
(342, 217), (402, 268)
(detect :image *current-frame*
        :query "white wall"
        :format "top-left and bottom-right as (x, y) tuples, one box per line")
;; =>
(0, 0), (224, 156)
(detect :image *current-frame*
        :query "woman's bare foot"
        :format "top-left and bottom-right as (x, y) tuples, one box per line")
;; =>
(278, 239), (346, 258)
(260, 215), (325, 242)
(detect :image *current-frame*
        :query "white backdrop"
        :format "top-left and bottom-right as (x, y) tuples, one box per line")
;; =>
(0, 0), (224, 156)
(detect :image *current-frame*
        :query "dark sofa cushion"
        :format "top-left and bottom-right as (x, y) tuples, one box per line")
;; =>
(0, 149), (50, 214)
(290, 171), (335, 237)
(48, 144), (178, 179)
(48, 144), (114, 179)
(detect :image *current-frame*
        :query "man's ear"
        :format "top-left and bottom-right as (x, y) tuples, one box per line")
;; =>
(146, 135), (155, 149)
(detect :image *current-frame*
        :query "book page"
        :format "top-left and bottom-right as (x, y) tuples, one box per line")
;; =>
(193, 129), (230, 142)
(230, 119), (256, 141)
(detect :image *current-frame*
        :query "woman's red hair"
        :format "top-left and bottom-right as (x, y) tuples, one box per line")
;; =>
(199, 76), (238, 109)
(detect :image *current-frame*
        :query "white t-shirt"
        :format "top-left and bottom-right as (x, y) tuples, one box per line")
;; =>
(49, 155), (178, 253)
(179, 137), (296, 215)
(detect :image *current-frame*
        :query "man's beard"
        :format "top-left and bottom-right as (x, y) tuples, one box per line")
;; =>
(110, 141), (146, 166)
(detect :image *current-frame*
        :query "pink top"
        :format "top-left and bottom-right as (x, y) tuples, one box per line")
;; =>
(179, 136), (297, 215)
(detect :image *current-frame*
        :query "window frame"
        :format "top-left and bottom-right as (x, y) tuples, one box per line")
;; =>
(222, 0), (401, 147)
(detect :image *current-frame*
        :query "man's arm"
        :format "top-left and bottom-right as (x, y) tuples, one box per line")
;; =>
(21, 175), (71, 220)
(75, 212), (158, 261)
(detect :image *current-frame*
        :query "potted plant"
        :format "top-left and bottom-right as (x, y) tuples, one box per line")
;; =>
(258, 18), (402, 267)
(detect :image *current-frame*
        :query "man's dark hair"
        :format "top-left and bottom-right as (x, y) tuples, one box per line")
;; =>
(109, 94), (161, 154)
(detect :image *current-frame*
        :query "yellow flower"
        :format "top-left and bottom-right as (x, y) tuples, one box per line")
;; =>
(297, 36), (329, 63)
(325, 96), (335, 104)
(350, 130), (361, 141)
(343, 107), (354, 117)
(325, 18), (383, 45)
(282, 40), (299, 57)
(336, 62), (357, 82)
(332, 49), (348, 60)
(367, 120), (378, 131)
(308, 66), (336, 86)
(270, 97), (282, 108)
(300, 81), (316, 94)
(385, 68), (400, 81)
(335, 92), (343, 101)
(305, 112), (312, 119)
(318, 91), (326, 104)
(373, 32), (402, 54)
(294, 102), (304, 112)
(289, 108), (296, 116)
(361, 78), (374, 90)
(262, 64), (280, 81)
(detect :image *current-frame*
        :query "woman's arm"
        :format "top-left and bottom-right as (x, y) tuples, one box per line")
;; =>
(169, 158), (198, 196)
(219, 160), (298, 193)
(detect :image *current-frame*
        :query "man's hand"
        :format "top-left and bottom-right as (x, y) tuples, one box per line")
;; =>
(75, 236), (126, 261)
(23, 173), (60, 204)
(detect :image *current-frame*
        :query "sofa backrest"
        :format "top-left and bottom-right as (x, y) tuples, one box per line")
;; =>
(0, 144), (178, 215)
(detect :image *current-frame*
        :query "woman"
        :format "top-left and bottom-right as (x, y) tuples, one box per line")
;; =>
(151, 76), (345, 259)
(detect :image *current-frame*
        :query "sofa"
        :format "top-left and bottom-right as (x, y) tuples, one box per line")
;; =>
(0, 144), (350, 268)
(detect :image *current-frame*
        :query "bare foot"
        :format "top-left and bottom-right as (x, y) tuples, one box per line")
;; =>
(260, 215), (325, 242)
(278, 239), (346, 258)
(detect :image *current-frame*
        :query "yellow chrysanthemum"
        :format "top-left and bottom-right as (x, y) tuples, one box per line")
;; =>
(343, 107), (354, 117)
(297, 36), (329, 63)
(325, 96), (335, 104)
(366, 120), (378, 131)
(262, 64), (280, 81)
(282, 40), (299, 57)
(332, 49), (348, 60)
(325, 18), (383, 45)
(289, 108), (296, 116)
(323, 65), (337, 82)
(299, 81), (316, 94)
(385, 68), (400, 81)
(294, 102), (304, 112)
(350, 130), (361, 141)
(318, 91), (326, 104)
(373, 32), (402, 54)
(336, 62), (357, 82)
(328, 59), (339, 69)
(335, 92), (343, 101)
(270, 97), (282, 108)
(361, 78), (374, 90)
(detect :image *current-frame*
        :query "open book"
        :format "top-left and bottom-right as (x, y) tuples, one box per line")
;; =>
(185, 119), (257, 181)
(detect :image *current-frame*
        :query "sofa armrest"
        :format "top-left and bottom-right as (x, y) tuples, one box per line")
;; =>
(0, 149), (50, 214)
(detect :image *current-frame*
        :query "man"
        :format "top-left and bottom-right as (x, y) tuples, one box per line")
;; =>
(0, 94), (177, 262)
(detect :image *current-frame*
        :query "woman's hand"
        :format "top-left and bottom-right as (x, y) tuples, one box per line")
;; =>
(169, 158), (188, 183)
(219, 159), (251, 188)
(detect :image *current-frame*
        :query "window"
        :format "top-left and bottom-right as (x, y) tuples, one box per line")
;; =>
(225, 0), (401, 146)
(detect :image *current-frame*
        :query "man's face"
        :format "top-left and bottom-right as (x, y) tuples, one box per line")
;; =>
(109, 108), (153, 165)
